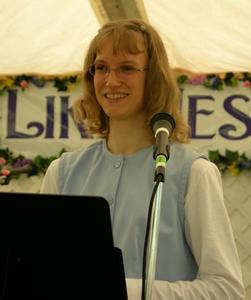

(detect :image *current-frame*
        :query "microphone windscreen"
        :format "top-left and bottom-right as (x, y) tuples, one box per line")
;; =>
(150, 112), (176, 134)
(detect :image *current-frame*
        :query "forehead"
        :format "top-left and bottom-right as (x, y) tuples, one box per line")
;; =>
(95, 30), (147, 57)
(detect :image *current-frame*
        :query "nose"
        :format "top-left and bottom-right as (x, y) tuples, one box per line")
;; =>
(105, 69), (122, 87)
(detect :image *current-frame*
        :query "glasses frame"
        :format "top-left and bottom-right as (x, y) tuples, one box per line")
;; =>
(88, 63), (148, 77)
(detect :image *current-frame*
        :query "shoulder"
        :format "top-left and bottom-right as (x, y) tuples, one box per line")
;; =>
(171, 143), (207, 160)
(40, 158), (60, 193)
(168, 143), (208, 180)
(186, 158), (222, 203)
(190, 158), (221, 180)
(57, 139), (104, 179)
(60, 139), (103, 164)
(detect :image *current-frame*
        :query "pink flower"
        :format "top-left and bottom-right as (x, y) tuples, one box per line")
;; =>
(188, 75), (206, 85)
(1, 169), (10, 176)
(0, 157), (6, 165)
(20, 80), (29, 89)
(242, 80), (251, 87)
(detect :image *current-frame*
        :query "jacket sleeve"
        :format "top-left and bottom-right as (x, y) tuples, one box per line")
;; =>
(40, 158), (60, 194)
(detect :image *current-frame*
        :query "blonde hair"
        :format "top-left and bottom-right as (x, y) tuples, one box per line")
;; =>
(73, 19), (190, 143)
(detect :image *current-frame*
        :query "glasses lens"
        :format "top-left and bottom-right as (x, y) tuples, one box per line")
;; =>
(89, 65), (95, 76)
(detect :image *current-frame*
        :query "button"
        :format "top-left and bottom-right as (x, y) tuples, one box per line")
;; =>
(114, 161), (121, 168)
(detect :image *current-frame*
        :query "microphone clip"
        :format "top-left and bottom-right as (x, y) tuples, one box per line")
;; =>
(153, 145), (170, 182)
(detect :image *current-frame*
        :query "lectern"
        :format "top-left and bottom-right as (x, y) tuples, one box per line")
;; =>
(0, 192), (128, 300)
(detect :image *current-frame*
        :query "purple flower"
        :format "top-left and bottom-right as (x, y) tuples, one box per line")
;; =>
(239, 160), (251, 170)
(211, 77), (222, 89)
(30, 77), (46, 88)
(12, 158), (33, 168)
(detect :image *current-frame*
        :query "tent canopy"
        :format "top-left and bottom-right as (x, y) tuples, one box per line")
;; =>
(1, 0), (251, 76)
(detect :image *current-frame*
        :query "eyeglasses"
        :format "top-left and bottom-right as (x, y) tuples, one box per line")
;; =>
(88, 63), (148, 77)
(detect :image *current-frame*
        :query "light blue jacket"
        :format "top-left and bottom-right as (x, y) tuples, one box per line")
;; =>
(58, 140), (205, 281)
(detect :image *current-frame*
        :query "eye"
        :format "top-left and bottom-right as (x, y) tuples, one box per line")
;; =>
(95, 64), (108, 74)
(119, 65), (137, 74)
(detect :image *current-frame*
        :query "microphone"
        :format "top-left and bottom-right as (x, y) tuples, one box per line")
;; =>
(150, 112), (175, 181)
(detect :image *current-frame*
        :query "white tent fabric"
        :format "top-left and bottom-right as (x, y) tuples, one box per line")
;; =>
(145, 0), (251, 74)
(1, 0), (251, 76)
(0, 0), (100, 76)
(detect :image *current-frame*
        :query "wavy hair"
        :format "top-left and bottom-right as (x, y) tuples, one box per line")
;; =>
(73, 19), (190, 143)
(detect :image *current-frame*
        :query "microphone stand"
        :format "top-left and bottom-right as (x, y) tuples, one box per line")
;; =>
(142, 111), (175, 300)
(144, 180), (164, 300)
(143, 155), (167, 300)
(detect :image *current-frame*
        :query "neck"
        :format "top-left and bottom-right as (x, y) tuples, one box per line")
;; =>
(107, 117), (154, 155)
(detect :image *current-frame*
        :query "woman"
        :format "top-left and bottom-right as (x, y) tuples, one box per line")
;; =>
(41, 19), (245, 299)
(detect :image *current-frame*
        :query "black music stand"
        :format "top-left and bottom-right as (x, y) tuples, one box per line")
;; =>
(0, 192), (128, 300)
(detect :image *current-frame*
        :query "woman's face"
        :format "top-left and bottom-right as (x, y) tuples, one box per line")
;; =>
(93, 33), (148, 122)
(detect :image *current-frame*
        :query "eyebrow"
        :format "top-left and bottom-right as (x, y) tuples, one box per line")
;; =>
(94, 59), (139, 65)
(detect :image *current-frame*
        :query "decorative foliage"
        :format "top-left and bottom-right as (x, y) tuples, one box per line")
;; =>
(0, 148), (66, 185)
(53, 76), (78, 92)
(1, 72), (251, 94)
(0, 75), (79, 94)
(177, 72), (251, 90)
(0, 147), (250, 185)
(208, 149), (251, 175)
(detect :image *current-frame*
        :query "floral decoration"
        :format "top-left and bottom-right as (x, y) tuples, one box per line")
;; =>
(0, 75), (79, 94)
(177, 72), (251, 90)
(0, 148), (66, 185)
(208, 149), (251, 175)
(1, 72), (251, 94)
(0, 147), (250, 185)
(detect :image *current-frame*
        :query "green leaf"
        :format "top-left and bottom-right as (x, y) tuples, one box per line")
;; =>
(208, 150), (220, 162)
(230, 77), (238, 87)
(225, 149), (239, 162)
(177, 75), (188, 84)
(240, 152), (248, 161)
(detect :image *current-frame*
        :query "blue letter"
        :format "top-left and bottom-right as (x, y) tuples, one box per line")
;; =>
(45, 96), (55, 138)
(219, 95), (251, 140)
(188, 95), (216, 139)
(6, 89), (44, 138)
(59, 96), (90, 139)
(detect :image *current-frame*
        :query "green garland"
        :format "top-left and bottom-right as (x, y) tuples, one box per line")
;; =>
(1, 72), (251, 94)
(208, 149), (251, 175)
(0, 148), (66, 185)
(0, 148), (250, 185)
(0, 74), (79, 94)
(177, 72), (251, 90)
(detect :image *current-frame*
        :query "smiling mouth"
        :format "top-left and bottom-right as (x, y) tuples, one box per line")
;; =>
(104, 93), (129, 100)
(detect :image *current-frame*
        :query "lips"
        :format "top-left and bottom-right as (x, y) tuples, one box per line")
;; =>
(104, 93), (129, 100)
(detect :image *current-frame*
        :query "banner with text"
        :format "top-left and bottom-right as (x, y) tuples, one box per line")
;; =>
(0, 82), (250, 157)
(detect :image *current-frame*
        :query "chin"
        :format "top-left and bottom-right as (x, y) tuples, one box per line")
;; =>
(106, 112), (126, 119)
(104, 109), (128, 119)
